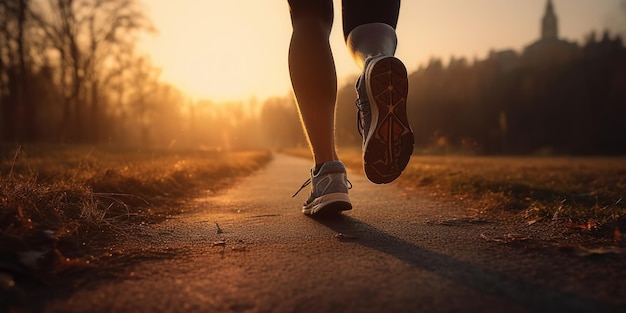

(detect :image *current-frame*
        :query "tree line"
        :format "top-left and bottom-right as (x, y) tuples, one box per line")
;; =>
(1, 1), (625, 155)
(1, 0), (160, 143)
(0, 0), (305, 150)
(405, 32), (626, 155)
(268, 31), (626, 155)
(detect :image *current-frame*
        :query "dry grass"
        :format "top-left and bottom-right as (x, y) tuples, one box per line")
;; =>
(400, 156), (624, 222)
(286, 147), (626, 224)
(0, 145), (272, 261)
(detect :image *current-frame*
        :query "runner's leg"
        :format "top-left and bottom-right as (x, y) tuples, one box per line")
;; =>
(342, 0), (401, 68)
(342, 0), (414, 184)
(287, 0), (338, 168)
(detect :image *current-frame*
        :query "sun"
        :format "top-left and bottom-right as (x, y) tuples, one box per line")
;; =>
(140, 0), (295, 102)
(140, 0), (620, 104)
(166, 25), (254, 101)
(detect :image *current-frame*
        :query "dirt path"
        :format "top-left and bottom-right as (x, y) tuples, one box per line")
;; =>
(44, 154), (624, 313)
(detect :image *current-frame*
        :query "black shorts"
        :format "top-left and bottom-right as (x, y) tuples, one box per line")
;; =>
(287, 0), (400, 40)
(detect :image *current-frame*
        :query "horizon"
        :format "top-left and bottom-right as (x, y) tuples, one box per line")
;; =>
(138, 0), (625, 103)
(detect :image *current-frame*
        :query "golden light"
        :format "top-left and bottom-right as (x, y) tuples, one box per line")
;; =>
(139, 0), (621, 103)
(140, 0), (293, 102)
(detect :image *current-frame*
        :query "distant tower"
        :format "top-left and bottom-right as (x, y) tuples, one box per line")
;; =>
(524, 0), (578, 66)
(542, 0), (558, 40)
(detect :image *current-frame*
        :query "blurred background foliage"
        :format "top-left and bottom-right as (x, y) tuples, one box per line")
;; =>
(1, 0), (625, 155)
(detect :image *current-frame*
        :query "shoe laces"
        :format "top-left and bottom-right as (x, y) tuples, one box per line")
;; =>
(292, 177), (353, 198)
(355, 76), (369, 138)
(292, 178), (311, 197)
(355, 98), (368, 138)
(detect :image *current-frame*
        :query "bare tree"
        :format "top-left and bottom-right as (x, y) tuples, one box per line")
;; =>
(30, 0), (153, 142)
(0, 0), (34, 142)
(126, 55), (161, 145)
(0, 1), (15, 141)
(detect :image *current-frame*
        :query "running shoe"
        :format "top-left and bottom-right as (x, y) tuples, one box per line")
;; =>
(355, 55), (414, 184)
(292, 161), (352, 215)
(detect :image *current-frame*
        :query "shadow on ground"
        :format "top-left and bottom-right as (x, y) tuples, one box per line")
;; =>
(311, 214), (615, 313)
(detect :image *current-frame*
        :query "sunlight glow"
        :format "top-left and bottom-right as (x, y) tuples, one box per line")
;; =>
(140, 0), (293, 102)
(139, 0), (622, 102)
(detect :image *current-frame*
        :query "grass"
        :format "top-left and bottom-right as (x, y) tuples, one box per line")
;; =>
(6, 144), (620, 259)
(0, 145), (272, 269)
(398, 155), (625, 224)
(286, 147), (626, 226)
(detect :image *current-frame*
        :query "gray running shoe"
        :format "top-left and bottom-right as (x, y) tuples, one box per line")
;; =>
(356, 55), (414, 184)
(292, 161), (352, 215)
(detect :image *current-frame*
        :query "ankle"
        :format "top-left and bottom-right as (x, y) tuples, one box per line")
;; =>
(314, 160), (342, 175)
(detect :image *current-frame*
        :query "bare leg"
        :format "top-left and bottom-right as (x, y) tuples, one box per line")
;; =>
(346, 22), (398, 69)
(288, 16), (338, 167)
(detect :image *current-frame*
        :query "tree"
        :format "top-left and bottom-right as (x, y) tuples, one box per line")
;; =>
(30, 0), (154, 142)
(126, 55), (161, 145)
(0, 0), (32, 142)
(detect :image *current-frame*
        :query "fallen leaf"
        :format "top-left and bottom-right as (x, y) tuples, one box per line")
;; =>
(562, 222), (588, 231)
(480, 233), (504, 243)
(503, 234), (529, 242)
(615, 227), (623, 246)
(526, 218), (542, 226)
(573, 246), (625, 257)
(480, 233), (528, 244)
(587, 219), (598, 231)
(334, 233), (359, 240)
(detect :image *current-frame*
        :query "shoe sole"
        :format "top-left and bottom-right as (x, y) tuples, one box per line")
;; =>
(302, 193), (352, 215)
(363, 56), (414, 184)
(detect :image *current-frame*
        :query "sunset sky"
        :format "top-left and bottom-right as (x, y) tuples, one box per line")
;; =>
(138, 0), (625, 102)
